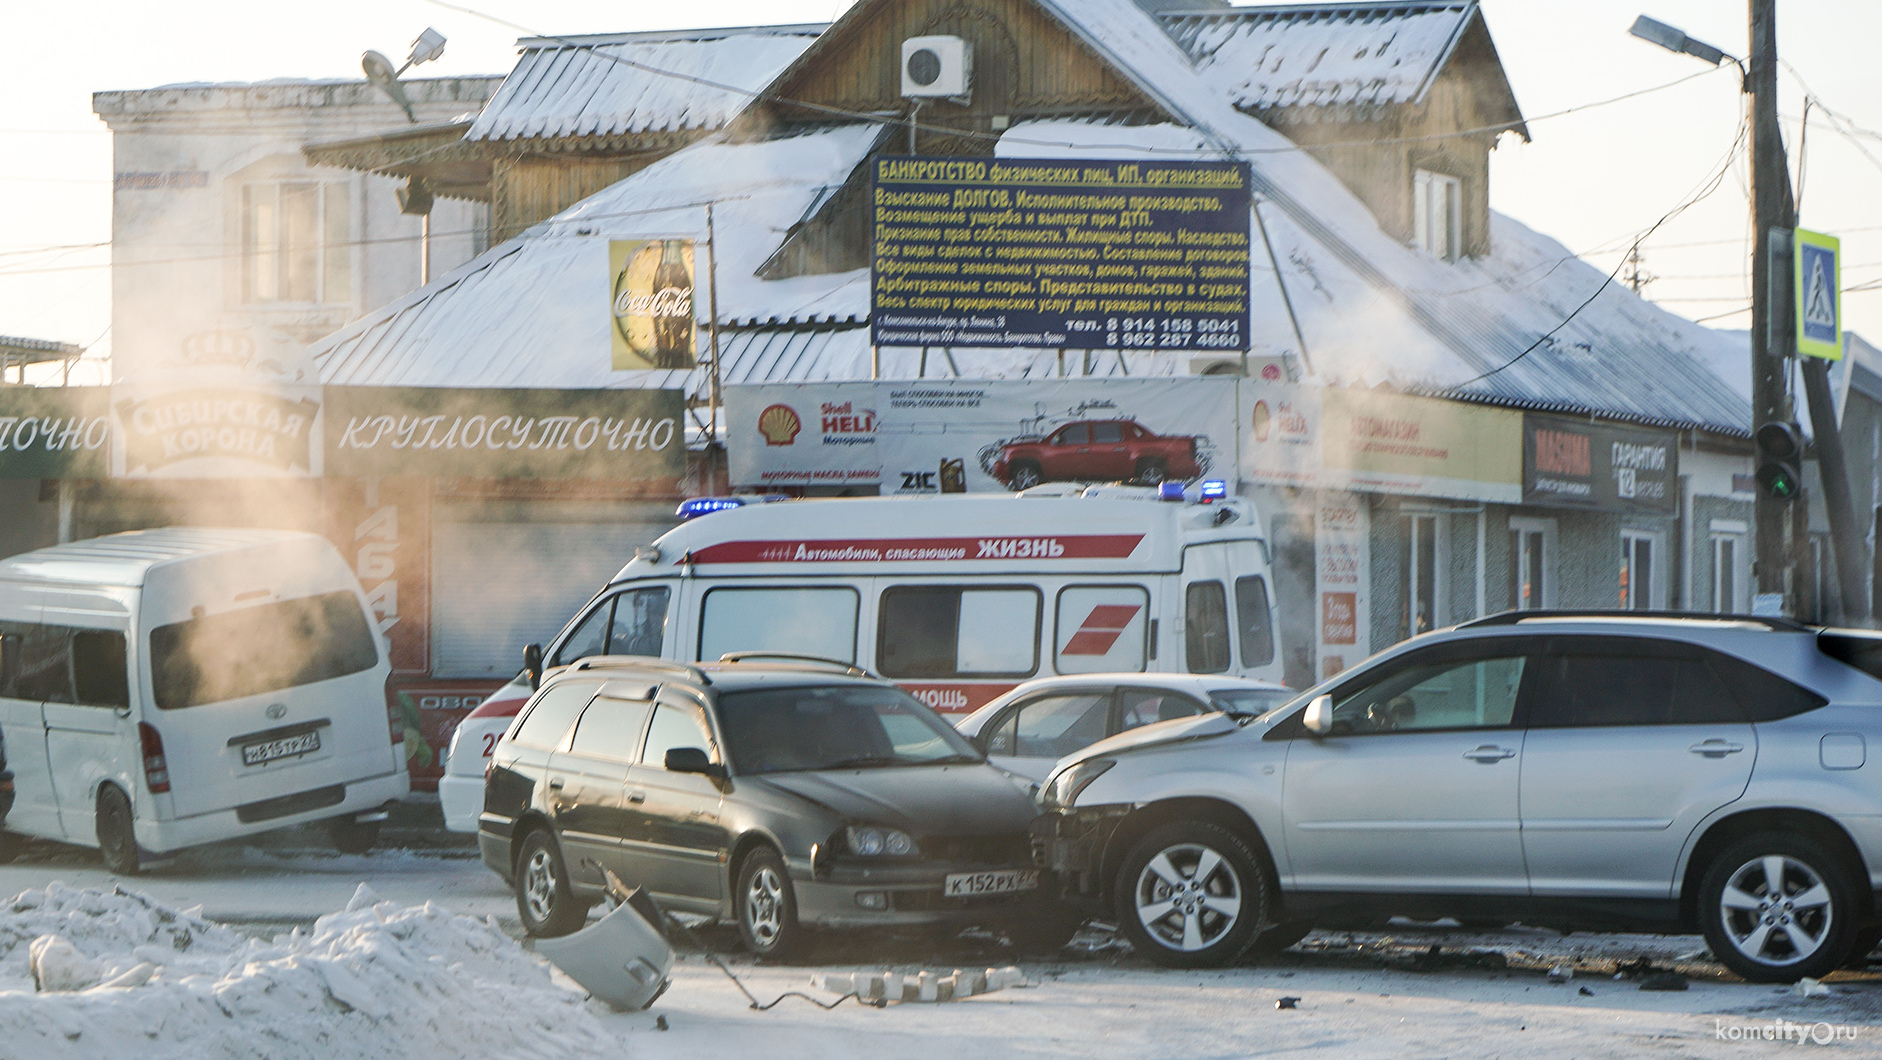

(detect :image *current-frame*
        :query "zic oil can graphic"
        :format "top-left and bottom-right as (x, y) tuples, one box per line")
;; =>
(610, 239), (697, 370)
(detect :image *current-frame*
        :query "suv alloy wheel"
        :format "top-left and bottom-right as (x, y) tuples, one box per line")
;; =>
(1699, 832), (1861, 982)
(1116, 820), (1268, 967)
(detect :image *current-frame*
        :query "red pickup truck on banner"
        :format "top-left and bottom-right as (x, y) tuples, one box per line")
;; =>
(992, 419), (1202, 490)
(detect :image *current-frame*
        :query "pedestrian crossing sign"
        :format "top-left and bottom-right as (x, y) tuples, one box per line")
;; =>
(1795, 228), (1842, 360)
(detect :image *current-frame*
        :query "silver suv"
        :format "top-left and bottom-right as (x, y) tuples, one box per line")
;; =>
(1034, 612), (1882, 981)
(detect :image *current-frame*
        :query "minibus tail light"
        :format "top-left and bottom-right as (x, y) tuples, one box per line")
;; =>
(138, 722), (171, 794)
(386, 677), (404, 745)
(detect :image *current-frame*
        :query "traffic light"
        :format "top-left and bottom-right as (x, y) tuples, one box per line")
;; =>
(1754, 420), (1804, 501)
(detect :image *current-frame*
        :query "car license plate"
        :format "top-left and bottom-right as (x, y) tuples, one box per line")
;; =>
(943, 869), (1039, 898)
(242, 731), (320, 766)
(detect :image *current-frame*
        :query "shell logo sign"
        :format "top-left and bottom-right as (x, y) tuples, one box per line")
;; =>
(758, 404), (801, 446)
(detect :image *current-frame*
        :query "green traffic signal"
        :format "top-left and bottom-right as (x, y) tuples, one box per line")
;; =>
(1754, 421), (1804, 502)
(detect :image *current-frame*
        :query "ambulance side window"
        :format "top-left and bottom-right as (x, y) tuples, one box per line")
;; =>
(877, 586), (1040, 679)
(699, 586), (860, 664)
(1235, 576), (1275, 668)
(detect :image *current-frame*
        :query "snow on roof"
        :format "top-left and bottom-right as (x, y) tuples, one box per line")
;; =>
(1028, 0), (1746, 433)
(466, 26), (824, 142)
(1161, 2), (1479, 113)
(311, 124), (882, 389)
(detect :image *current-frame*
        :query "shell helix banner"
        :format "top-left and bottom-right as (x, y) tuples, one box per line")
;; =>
(610, 239), (697, 371)
(727, 379), (1238, 493)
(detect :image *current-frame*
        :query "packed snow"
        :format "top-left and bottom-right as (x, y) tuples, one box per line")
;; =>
(0, 882), (612, 1060)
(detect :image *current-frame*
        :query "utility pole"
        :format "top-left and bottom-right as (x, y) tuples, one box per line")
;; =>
(1748, 0), (1793, 606)
(1623, 246), (1654, 293)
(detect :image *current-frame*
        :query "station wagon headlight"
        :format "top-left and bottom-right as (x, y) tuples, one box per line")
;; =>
(846, 825), (918, 857)
(1044, 759), (1115, 810)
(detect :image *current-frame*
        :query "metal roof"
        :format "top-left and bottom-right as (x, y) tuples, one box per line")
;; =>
(466, 26), (824, 143)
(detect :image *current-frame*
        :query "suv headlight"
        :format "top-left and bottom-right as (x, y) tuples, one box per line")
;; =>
(846, 825), (918, 857)
(1044, 759), (1115, 810)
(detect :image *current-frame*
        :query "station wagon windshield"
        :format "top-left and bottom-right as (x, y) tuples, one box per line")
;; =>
(717, 685), (983, 774)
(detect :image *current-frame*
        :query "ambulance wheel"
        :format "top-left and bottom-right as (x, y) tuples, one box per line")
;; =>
(97, 785), (139, 876)
(330, 816), (381, 855)
(1008, 462), (1043, 491)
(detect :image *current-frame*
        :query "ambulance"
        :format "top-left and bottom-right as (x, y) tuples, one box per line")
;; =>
(438, 483), (1282, 831)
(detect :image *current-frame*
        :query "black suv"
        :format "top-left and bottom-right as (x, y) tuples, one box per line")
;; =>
(479, 654), (1070, 957)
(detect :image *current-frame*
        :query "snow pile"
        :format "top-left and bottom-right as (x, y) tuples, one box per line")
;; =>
(0, 882), (616, 1060)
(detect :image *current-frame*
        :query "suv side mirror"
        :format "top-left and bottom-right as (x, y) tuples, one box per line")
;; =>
(665, 746), (726, 780)
(523, 643), (543, 691)
(1303, 694), (1333, 736)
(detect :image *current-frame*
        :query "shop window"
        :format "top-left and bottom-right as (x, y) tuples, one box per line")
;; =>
(1508, 517), (1555, 611)
(1399, 514), (1445, 637)
(241, 181), (351, 304)
(1185, 581), (1231, 673)
(1620, 531), (1657, 611)
(1413, 169), (1461, 262)
(699, 586), (859, 664)
(878, 586), (1039, 678)
(1055, 586), (1150, 675)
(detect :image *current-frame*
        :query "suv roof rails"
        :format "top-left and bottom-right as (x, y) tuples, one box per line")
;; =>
(1457, 608), (1811, 633)
(715, 651), (874, 678)
(570, 655), (712, 685)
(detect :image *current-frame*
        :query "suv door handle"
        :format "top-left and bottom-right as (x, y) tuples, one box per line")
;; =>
(1689, 739), (1746, 757)
(1462, 745), (1516, 762)
(627, 790), (646, 804)
(547, 777), (565, 790)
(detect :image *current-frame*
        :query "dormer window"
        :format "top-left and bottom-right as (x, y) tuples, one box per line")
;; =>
(1413, 169), (1461, 262)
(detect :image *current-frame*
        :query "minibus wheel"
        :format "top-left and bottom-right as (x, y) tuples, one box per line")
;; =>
(330, 816), (381, 855)
(96, 785), (139, 876)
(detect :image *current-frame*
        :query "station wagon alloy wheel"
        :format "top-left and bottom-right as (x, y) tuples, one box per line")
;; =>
(736, 847), (804, 960)
(515, 830), (585, 937)
(1700, 832), (1859, 982)
(745, 865), (786, 944)
(522, 847), (559, 923)
(1116, 821), (1267, 968)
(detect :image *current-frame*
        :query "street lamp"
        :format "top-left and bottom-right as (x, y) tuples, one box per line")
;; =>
(1629, 7), (1867, 622)
(361, 28), (449, 283)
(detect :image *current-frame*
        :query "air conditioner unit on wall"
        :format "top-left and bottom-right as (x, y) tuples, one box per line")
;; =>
(902, 35), (972, 103)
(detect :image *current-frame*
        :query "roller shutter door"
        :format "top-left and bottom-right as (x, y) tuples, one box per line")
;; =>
(431, 519), (670, 678)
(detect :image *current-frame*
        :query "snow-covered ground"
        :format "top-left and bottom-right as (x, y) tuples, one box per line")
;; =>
(2, 839), (1880, 1058)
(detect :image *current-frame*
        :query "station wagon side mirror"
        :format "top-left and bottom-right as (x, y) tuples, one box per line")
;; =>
(523, 643), (543, 691)
(665, 746), (726, 780)
(1303, 694), (1333, 737)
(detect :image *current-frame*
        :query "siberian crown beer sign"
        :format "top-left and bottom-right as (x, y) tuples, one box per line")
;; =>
(1795, 228), (1842, 361)
(610, 239), (697, 370)
(871, 158), (1252, 351)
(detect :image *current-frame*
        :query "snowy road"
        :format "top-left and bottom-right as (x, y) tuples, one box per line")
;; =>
(2, 832), (1881, 1058)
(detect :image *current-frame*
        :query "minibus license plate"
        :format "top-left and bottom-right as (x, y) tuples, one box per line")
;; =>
(944, 869), (1039, 898)
(243, 731), (320, 766)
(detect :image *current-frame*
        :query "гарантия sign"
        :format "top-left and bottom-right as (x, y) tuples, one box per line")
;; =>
(871, 157), (1251, 352)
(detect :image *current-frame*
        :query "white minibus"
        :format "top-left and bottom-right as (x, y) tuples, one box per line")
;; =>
(0, 528), (409, 872)
(440, 485), (1283, 830)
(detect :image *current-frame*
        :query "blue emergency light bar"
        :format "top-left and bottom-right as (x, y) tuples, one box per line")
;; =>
(1158, 482), (1186, 502)
(1199, 479), (1229, 502)
(676, 497), (745, 520)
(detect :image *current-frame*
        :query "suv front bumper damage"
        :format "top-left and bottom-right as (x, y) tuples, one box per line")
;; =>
(1032, 807), (1130, 898)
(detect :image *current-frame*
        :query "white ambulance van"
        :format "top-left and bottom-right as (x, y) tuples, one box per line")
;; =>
(0, 528), (409, 872)
(439, 485), (1282, 831)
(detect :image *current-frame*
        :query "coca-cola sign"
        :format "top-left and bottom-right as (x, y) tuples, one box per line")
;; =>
(610, 239), (697, 371)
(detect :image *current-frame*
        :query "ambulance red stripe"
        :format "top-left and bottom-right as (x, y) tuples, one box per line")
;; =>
(689, 534), (1144, 564)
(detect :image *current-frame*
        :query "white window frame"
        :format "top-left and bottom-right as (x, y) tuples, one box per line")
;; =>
(240, 179), (353, 305)
(1401, 512), (1449, 636)
(1508, 516), (1557, 610)
(1710, 520), (1749, 613)
(1413, 168), (1462, 262)
(1620, 528), (1664, 611)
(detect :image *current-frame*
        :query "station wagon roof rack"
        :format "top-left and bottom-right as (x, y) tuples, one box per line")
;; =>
(1457, 609), (1811, 633)
(570, 655), (712, 685)
(715, 651), (874, 678)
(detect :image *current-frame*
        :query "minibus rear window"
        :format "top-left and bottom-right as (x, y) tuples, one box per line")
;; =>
(149, 591), (379, 710)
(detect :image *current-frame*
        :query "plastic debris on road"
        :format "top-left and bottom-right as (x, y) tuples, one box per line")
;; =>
(812, 966), (1029, 1003)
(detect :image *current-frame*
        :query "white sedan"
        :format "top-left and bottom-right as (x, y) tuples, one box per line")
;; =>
(954, 673), (1295, 783)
